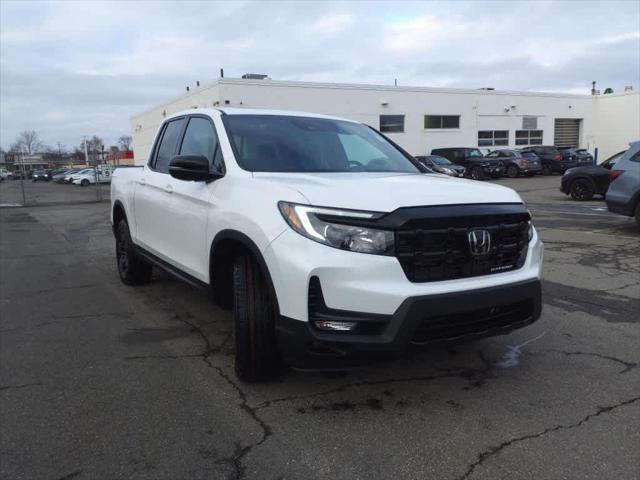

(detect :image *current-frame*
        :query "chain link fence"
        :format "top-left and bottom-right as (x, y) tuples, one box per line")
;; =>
(0, 164), (114, 207)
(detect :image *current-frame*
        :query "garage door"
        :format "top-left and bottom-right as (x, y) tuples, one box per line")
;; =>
(554, 118), (581, 148)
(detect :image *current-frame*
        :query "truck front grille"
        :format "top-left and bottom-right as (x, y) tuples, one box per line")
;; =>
(395, 211), (530, 283)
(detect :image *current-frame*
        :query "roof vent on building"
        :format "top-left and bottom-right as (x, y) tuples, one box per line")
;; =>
(241, 73), (270, 80)
(624, 85), (633, 92)
(478, 87), (495, 91)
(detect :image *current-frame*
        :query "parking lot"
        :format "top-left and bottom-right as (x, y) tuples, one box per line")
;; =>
(1, 175), (638, 480)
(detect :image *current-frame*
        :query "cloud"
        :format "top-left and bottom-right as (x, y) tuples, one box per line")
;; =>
(1, 0), (639, 150)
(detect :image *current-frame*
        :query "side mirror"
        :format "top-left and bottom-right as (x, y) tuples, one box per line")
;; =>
(601, 161), (612, 170)
(169, 155), (223, 182)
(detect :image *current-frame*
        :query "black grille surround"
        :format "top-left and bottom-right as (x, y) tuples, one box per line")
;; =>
(317, 203), (531, 283)
(395, 208), (530, 283)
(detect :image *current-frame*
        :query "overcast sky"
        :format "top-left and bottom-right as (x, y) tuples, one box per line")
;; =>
(1, 0), (638, 151)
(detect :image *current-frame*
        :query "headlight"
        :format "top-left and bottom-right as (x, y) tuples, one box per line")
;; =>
(278, 202), (394, 255)
(441, 167), (453, 175)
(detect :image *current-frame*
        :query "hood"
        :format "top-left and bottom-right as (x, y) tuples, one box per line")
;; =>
(252, 172), (522, 212)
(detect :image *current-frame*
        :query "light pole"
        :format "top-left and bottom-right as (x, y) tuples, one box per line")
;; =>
(19, 148), (26, 206)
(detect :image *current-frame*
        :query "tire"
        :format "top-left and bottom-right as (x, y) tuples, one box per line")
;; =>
(570, 179), (595, 201)
(634, 203), (640, 229)
(233, 253), (280, 382)
(470, 166), (484, 181)
(542, 163), (552, 176)
(506, 165), (519, 178)
(115, 219), (152, 285)
(81, 179), (90, 187)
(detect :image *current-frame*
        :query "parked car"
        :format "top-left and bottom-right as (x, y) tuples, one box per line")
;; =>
(72, 168), (112, 186)
(32, 169), (51, 182)
(485, 149), (542, 178)
(0, 168), (10, 180)
(560, 150), (625, 200)
(526, 146), (574, 175)
(52, 169), (73, 183)
(11, 170), (27, 180)
(65, 168), (91, 183)
(558, 147), (594, 166)
(606, 140), (640, 227)
(111, 108), (543, 382)
(414, 155), (465, 177)
(430, 147), (504, 180)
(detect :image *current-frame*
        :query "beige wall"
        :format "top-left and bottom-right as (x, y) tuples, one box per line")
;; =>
(593, 91), (640, 161)
(131, 78), (637, 166)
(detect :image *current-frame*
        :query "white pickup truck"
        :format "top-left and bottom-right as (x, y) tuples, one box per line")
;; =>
(111, 108), (543, 381)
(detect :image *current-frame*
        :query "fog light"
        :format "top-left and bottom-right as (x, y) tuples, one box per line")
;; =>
(314, 320), (357, 331)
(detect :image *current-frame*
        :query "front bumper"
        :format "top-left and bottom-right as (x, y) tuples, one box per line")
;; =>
(277, 279), (542, 369)
(265, 224), (544, 368)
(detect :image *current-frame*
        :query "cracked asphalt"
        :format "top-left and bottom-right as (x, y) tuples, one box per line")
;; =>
(1, 176), (639, 480)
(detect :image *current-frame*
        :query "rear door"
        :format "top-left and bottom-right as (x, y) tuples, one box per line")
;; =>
(163, 115), (225, 281)
(134, 117), (186, 258)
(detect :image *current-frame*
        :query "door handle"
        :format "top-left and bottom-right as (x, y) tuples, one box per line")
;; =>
(164, 185), (173, 194)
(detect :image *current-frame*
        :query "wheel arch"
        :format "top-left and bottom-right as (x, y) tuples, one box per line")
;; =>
(209, 230), (280, 312)
(112, 200), (127, 235)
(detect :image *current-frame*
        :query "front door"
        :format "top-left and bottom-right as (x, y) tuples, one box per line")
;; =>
(134, 117), (186, 259)
(163, 115), (225, 282)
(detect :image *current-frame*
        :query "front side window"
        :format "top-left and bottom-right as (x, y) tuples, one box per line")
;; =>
(478, 130), (509, 147)
(425, 115), (460, 129)
(224, 115), (420, 173)
(153, 118), (186, 173)
(379, 115), (405, 133)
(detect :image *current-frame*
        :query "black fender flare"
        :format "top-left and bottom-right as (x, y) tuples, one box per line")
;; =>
(210, 230), (280, 312)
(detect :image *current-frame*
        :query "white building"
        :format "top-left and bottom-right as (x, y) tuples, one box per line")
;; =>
(131, 77), (640, 165)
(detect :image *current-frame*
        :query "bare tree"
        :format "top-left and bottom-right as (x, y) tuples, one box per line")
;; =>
(11, 130), (44, 155)
(118, 135), (132, 151)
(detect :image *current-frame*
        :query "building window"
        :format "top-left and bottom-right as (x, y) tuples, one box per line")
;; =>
(478, 130), (509, 146)
(424, 115), (460, 129)
(522, 116), (538, 130)
(379, 115), (405, 133)
(515, 130), (543, 146)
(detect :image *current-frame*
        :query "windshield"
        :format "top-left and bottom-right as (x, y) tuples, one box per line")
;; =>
(430, 156), (452, 166)
(467, 149), (484, 157)
(223, 115), (420, 173)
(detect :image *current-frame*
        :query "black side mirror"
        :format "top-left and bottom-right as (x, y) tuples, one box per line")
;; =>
(169, 155), (222, 182)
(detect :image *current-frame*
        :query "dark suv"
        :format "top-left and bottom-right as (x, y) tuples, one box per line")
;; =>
(431, 147), (504, 180)
(558, 147), (594, 166)
(526, 146), (575, 175)
(486, 149), (542, 177)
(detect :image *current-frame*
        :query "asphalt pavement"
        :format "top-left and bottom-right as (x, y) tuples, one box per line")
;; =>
(1, 176), (638, 480)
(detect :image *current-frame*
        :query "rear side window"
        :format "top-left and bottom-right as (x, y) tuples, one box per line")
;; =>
(153, 118), (186, 173)
(179, 117), (224, 171)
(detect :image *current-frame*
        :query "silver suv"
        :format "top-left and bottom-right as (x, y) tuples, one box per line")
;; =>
(606, 140), (640, 227)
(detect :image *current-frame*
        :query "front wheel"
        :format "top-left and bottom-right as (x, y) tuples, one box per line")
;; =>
(233, 253), (280, 382)
(81, 179), (90, 187)
(542, 163), (552, 176)
(570, 179), (595, 201)
(115, 219), (152, 285)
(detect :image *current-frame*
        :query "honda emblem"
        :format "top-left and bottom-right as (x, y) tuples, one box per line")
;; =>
(468, 229), (491, 256)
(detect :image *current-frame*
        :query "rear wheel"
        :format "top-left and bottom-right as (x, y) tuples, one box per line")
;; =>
(81, 179), (90, 186)
(115, 219), (152, 285)
(470, 166), (484, 181)
(233, 253), (280, 382)
(570, 179), (595, 201)
(506, 165), (519, 178)
(542, 163), (552, 176)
